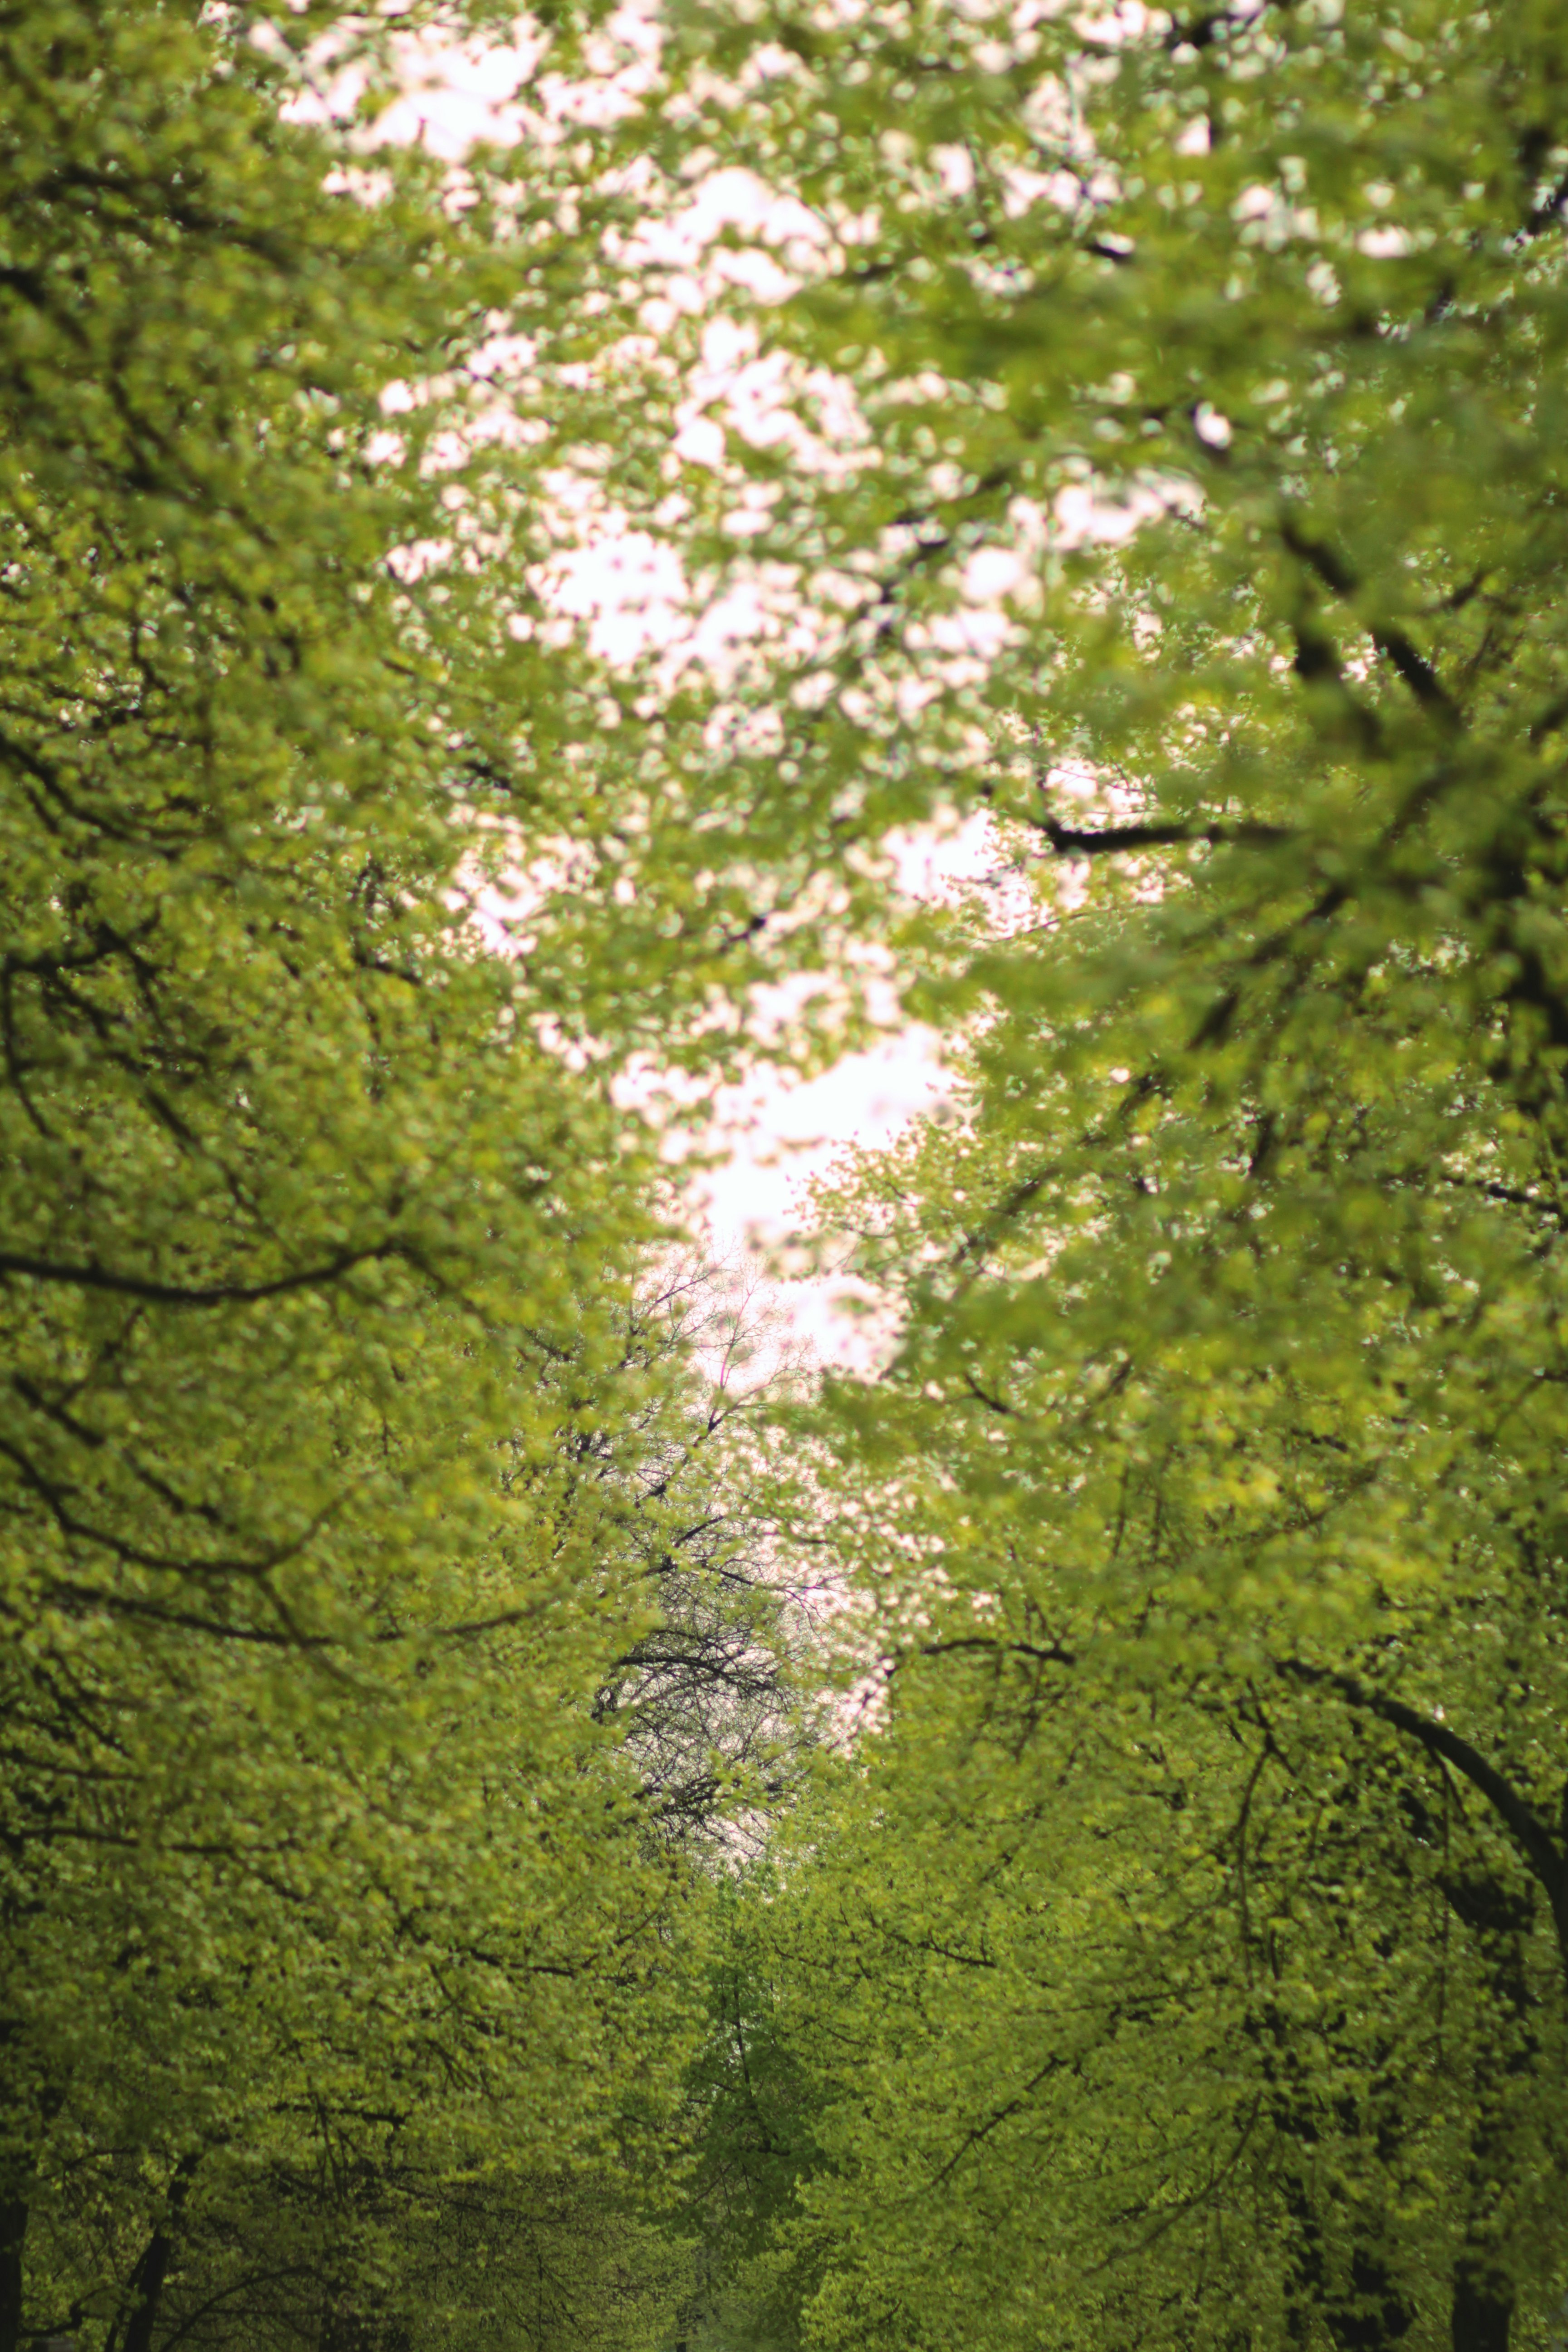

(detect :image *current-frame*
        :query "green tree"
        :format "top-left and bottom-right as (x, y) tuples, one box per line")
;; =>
(672, 1875), (832, 2352)
(0, 4), (837, 2346)
(600, 2), (1568, 2349)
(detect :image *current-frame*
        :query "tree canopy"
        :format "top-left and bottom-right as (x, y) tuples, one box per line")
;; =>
(0, 6), (816, 2344)
(622, 6), (1568, 2352)
(7, 2), (1568, 2351)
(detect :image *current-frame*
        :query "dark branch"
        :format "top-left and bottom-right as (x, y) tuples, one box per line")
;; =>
(1275, 1657), (1568, 1962)
(927, 2055), (1065, 2190)
(1370, 624), (1457, 720)
(1165, 0), (1281, 50)
(1523, 166), (1568, 240)
(1279, 523), (1460, 724)
(1032, 814), (1294, 856)
(914, 1636), (1078, 1668)
(0, 1241), (399, 1308)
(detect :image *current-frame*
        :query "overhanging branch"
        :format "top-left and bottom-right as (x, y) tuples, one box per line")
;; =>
(1030, 814), (1295, 855)
(0, 1241), (399, 1308)
(1280, 523), (1460, 725)
(1276, 1656), (1568, 1967)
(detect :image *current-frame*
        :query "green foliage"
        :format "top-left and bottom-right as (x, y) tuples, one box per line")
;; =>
(603, 5), (1568, 2352)
(0, 5), (812, 2347)
(671, 1878), (832, 2352)
(15, 1), (1568, 2349)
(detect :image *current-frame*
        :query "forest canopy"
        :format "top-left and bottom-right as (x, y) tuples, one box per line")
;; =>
(2, 4), (1567, 2352)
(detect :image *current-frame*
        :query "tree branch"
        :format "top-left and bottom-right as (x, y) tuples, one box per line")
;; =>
(913, 1636), (1078, 1669)
(1031, 814), (1294, 856)
(1166, 0), (1282, 51)
(1523, 166), (1568, 240)
(1279, 523), (1460, 724)
(1275, 1657), (1568, 1968)
(0, 1241), (399, 1308)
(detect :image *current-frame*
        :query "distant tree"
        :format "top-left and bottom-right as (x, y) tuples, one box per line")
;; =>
(592, 1257), (826, 1852)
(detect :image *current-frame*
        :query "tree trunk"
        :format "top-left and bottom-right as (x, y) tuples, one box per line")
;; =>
(0, 2198), (25, 2352)
(118, 2155), (196, 2352)
(1327, 2247), (1415, 2352)
(1453, 2268), (1511, 2352)
(119, 2225), (177, 2352)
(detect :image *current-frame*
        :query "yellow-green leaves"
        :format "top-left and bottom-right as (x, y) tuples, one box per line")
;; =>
(643, 5), (1568, 2349)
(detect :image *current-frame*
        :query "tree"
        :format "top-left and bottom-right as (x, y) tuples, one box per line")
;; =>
(0, 4), (840, 2345)
(596, 2), (1568, 2349)
(670, 1872), (832, 2352)
(591, 1256), (827, 1852)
